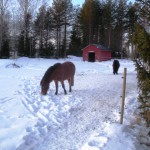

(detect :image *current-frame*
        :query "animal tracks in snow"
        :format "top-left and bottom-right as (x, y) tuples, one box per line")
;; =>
(18, 76), (82, 149)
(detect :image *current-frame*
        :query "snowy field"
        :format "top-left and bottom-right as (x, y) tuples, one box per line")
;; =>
(0, 56), (149, 150)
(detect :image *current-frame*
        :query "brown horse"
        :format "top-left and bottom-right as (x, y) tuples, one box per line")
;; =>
(40, 61), (75, 95)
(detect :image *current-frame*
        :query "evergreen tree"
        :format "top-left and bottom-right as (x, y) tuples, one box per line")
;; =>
(102, 0), (116, 48)
(34, 5), (55, 57)
(0, 0), (10, 58)
(51, 0), (74, 58)
(34, 5), (46, 57)
(1, 39), (9, 58)
(1, 22), (10, 58)
(17, 12), (32, 57)
(52, 0), (65, 58)
(133, 24), (150, 125)
(133, 0), (150, 125)
(44, 7), (55, 57)
(69, 25), (82, 56)
(136, 0), (150, 25)
(79, 0), (102, 47)
(68, 6), (82, 56)
(17, 31), (25, 56)
(113, 0), (128, 58)
(126, 3), (138, 58)
(61, 0), (73, 58)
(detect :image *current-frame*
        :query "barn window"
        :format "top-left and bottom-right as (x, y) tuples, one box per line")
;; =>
(88, 52), (95, 62)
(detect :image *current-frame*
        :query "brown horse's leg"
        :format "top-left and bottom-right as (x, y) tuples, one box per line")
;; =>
(54, 80), (58, 95)
(71, 76), (74, 86)
(61, 81), (67, 95)
(68, 79), (71, 92)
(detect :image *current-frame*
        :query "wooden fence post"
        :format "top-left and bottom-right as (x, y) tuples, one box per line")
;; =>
(120, 68), (127, 124)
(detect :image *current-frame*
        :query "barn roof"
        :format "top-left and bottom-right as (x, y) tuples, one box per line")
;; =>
(93, 44), (110, 50)
(82, 44), (111, 51)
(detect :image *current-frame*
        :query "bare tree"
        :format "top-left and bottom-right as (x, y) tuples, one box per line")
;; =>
(17, 0), (39, 56)
(9, 1), (21, 58)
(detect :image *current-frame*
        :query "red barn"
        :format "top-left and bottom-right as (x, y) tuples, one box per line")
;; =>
(82, 44), (111, 62)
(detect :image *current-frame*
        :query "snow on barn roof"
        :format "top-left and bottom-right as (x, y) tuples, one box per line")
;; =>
(82, 44), (111, 51)
(93, 44), (111, 50)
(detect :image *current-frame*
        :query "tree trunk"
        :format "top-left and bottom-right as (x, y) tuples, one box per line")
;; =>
(64, 15), (67, 58)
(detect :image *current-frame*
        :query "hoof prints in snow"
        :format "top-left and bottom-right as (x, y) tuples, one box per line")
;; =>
(19, 77), (81, 148)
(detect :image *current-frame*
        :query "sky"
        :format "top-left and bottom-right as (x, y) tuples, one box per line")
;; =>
(72, 0), (84, 6)
(72, 0), (135, 6)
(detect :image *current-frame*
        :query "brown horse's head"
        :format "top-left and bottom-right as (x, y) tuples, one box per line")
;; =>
(40, 64), (60, 95)
(40, 80), (49, 95)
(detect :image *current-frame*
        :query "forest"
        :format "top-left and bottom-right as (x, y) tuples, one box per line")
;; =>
(0, 0), (138, 58)
(0, 0), (150, 125)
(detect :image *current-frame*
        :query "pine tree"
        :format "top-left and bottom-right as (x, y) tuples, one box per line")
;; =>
(51, 0), (74, 58)
(52, 0), (65, 58)
(126, 3), (138, 58)
(61, 0), (73, 58)
(113, 0), (128, 58)
(1, 39), (9, 58)
(102, 0), (116, 48)
(34, 5), (46, 57)
(69, 25), (82, 56)
(17, 31), (25, 56)
(44, 7), (55, 57)
(79, 0), (102, 47)
(17, 12), (31, 57)
(1, 21), (10, 58)
(68, 6), (82, 56)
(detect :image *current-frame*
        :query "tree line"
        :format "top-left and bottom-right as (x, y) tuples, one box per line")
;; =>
(0, 0), (137, 58)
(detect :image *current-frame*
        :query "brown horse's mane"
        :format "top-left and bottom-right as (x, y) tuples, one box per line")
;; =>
(41, 63), (61, 85)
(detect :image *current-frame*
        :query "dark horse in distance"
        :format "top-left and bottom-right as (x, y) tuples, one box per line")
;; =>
(40, 61), (75, 95)
(113, 60), (120, 75)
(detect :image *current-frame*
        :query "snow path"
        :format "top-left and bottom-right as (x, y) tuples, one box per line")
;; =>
(17, 71), (137, 150)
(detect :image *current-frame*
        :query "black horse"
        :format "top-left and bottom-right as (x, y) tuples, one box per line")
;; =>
(113, 60), (120, 75)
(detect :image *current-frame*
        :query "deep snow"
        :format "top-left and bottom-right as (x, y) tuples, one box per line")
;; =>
(0, 56), (149, 150)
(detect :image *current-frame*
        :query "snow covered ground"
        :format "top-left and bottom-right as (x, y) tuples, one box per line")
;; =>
(0, 56), (149, 150)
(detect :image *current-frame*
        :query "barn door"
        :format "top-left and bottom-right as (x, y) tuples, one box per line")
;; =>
(88, 52), (95, 62)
